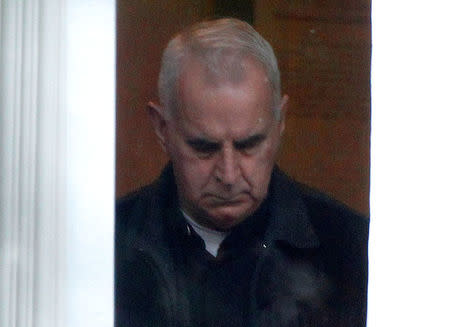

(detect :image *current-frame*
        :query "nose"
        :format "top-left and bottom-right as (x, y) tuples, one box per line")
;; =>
(215, 145), (240, 187)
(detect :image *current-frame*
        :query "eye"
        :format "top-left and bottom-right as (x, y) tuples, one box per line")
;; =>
(187, 139), (221, 157)
(234, 135), (265, 153)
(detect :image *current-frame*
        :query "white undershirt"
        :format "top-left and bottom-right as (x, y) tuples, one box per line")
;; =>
(181, 210), (228, 257)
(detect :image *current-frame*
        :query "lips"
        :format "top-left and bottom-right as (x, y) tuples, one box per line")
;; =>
(206, 193), (248, 206)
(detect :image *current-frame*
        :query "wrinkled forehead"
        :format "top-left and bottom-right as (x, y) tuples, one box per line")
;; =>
(179, 54), (270, 93)
(174, 56), (275, 128)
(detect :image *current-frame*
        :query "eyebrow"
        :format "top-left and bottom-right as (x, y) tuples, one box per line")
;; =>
(233, 133), (266, 149)
(186, 138), (221, 152)
(186, 133), (267, 152)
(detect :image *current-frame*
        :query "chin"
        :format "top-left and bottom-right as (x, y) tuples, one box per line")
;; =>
(206, 204), (255, 231)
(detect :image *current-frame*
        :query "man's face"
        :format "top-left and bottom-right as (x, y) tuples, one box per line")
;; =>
(156, 59), (287, 231)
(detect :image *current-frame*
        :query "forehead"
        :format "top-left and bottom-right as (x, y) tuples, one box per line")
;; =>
(175, 58), (274, 139)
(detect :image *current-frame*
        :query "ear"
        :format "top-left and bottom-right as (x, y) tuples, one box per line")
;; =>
(278, 94), (289, 136)
(147, 101), (168, 153)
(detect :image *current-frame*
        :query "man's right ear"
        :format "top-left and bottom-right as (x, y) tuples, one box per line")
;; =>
(147, 101), (168, 153)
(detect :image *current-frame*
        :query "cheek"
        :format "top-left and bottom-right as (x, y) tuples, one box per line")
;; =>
(172, 154), (215, 195)
(165, 134), (216, 198)
(242, 142), (279, 195)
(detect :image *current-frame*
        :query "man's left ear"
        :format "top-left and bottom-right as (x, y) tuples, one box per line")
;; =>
(279, 94), (289, 136)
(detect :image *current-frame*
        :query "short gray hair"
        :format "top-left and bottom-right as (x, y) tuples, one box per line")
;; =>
(158, 18), (282, 120)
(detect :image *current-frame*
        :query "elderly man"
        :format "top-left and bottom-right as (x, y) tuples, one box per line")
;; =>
(116, 18), (368, 327)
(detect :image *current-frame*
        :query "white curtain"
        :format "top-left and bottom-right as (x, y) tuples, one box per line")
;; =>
(0, 0), (115, 326)
(0, 0), (67, 326)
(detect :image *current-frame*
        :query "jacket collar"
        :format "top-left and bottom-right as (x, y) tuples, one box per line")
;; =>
(264, 166), (320, 249)
(144, 164), (320, 250)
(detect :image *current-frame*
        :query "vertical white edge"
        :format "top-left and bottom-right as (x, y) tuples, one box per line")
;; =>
(369, 1), (450, 326)
(65, 0), (116, 326)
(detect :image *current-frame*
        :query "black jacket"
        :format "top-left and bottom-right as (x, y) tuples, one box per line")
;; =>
(115, 165), (369, 327)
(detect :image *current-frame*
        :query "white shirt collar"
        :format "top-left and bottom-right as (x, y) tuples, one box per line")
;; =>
(181, 209), (228, 257)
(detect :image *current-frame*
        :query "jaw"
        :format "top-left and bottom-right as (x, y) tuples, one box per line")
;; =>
(183, 194), (263, 231)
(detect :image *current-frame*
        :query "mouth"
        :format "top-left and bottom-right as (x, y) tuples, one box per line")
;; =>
(206, 193), (248, 206)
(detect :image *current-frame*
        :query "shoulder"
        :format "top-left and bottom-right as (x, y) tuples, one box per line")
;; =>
(116, 184), (156, 229)
(115, 182), (165, 258)
(116, 183), (156, 212)
(267, 169), (369, 326)
(280, 173), (369, 305)
(115, 184), (177, 326)
(271, 168), (369, 262)
(297, 182), (369, 243)
(273, 168), (369, 240)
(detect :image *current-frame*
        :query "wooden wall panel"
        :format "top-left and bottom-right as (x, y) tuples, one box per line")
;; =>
(255, 0), (371, 214)
(116, 0), (213, 198)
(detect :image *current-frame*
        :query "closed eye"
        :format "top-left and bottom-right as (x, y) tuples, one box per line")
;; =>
(187, 139), (221, 155)
(234, 134), (266, 151)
